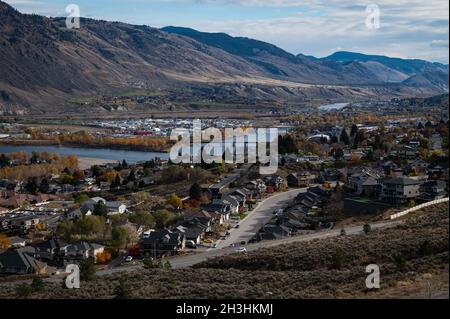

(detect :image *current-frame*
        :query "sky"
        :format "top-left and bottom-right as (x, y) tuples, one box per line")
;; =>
(4, 0), (449, 63)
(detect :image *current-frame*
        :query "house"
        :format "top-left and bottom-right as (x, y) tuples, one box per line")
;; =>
(139, 229), (185, 257)
(173, 223), (207, 244)
(419, 180), (448, 202)
(259, 225), (291, 240)
(9, 216), (41, 232)
(105, 201), (127, 215)
(319, 168), (346, 182)
(263, 176), (285, 190)
(0, 250), (49, 275)
(183, 210), (214, 232)
(34, 238), (70, 264)
(63, 242), (105, 265)
(9, 236), (27, 248)
(379, 177), (423, 205)
(286, 172), (316, 187)
(348, 168), (383, 197)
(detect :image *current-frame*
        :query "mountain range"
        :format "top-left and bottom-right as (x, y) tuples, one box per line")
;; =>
(0, 1), (448, 115)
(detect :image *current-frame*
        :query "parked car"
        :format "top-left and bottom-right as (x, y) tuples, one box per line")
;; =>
(186, 240), (197, 249)
(235, 225), (240, 229)
(235, 247), (247, 253)
(125, 256), (133, 262)
(211, 243), (218, 248)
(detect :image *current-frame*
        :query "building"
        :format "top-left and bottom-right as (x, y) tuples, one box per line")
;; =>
(0, 250), (49, 275)
(419, 180), (448, 202)
(379, 177), (423, 205)
(139, 229), (185, 258)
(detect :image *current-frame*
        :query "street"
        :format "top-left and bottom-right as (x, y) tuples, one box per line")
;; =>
(215, 188), (306, 249)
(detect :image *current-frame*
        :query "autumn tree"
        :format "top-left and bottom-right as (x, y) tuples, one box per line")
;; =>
(0, 234), (11, 249)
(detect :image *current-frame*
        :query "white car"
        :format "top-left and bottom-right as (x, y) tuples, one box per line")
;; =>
(235, 247), (247, 253)
(125, 256), (133, 262)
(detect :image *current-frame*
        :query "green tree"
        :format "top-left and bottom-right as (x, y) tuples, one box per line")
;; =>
(129, 211), (155, 228)
(31, 277), (45, 292)
(80, 259), (96, 281)
(93, 201), (108, 218)
(363, 223), (372, 235)
(340, 129), (350, 145)
(153, 210), (176, 229)
(189, 182), (203, 201)
(114, 279), (132, 299)
(111, 226), (129, 250)
(16, 284), (32, 298)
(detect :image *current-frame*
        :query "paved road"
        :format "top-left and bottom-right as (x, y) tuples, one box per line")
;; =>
(215, 188), (306, 249)
(95, 219), (399, 275)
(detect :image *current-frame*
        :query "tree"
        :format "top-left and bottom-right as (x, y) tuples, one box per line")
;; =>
(91, 165), (101, 177)
(166, 194), (182, 208)
(31, 277), (45, 292)
(189, 182), (203, 201)
(56, 220), (74, 241)
(129, 211), (155, 228)
(16, 284), (32, 298)
(93, 201), (108, 217)
(39, 177), (50, 193)
(153, 209), (176, 229)
(25, 177), (39, 195)
(112, 226), (129, 250)
(114, 279), (132, 299)
(350, 124), (358, 136)
(340, 129), (350, 145)
(96, 251), (112, 264)
(334, 148), (344, 160)
(74, 194), (90, 204)
(363, 223), (371, 234)
(79, 259), (96, 281)
(0, 234), (11, 249)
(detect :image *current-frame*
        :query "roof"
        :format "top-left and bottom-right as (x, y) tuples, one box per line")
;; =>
(35, 238), (69, 250)
(382, 177), (422, 185)
(0, 250), (45, 272)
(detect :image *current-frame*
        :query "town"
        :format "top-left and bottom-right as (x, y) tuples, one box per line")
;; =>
(0, 102), (448, 288)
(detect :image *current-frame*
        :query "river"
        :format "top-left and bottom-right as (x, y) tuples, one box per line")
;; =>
(0, 145), (168, 163)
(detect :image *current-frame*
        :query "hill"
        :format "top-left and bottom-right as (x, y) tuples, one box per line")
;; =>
(0, 203), (447, 299)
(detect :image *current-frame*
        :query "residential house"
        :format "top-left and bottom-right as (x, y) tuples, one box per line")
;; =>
(9, 236), (27, 248)
(139, 229), (185, 257)
(379, 177), (423, 205)
(419, 180), (448, 202)
(63, 242), (105, 265)
(0, 250), (49, 275)
(286, 172), (316, 187)
(34, 238), (70, 264)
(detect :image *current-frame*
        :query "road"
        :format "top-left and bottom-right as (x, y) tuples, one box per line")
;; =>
(95, 216), (399, 275)
(215, 188), (306, 249)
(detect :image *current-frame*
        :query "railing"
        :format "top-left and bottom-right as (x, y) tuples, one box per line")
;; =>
(390, 197), (449, 220)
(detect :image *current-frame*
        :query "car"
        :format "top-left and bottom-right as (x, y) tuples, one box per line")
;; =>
(225, 231), (231, 236)
(235, 225), (240, 229)
(240, 241), (246, 245)
(203, 239), (214, 244)
(125, 256), (133, 262)
(235, 247), (247, 253)
(211, 243), (218, 248)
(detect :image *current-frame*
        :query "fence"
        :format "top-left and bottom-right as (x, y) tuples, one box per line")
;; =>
(390, 197), (449, 220)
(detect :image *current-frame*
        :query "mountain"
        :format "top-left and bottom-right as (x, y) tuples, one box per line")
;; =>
(322, 51), (449, 89)
(0, 1), (448, 115)
(161, 26), (383, 85)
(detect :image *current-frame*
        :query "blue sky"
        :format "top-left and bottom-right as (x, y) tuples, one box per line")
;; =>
(5, 0), (449, 63)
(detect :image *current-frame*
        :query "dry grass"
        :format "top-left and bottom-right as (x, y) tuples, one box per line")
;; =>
(0, 203), (447, 299)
